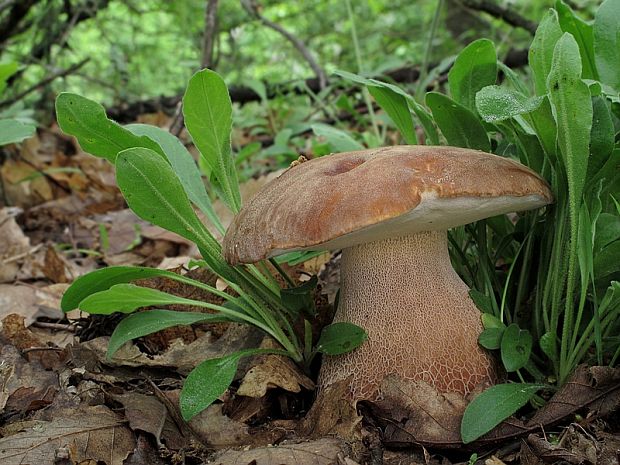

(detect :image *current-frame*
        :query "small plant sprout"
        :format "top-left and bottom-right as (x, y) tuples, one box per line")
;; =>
(224, 145), (553, 399)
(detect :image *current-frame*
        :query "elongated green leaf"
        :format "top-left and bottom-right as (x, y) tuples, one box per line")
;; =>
(461, 383), (544, 443)
(108, 309), (233, 358)
(588, 96), (615, 181)
(55, 93), (163, 162)
(183, 69), (241, 213)
(595, 213), (620, 252)
(448, 39), (497, 112)
(367, 85), (417, 144)
(280, 275), (318, 317)
(593, 0), (620, 89)
(539, 332), (557, 363)
(62, 266), (199, 311)
(0, 119), (35, 145)
(115, 147), (226, 274)
(547, 33), (592, 216)
(529, 9), (563, 95)
(180, 348), (288, 420)
(126, 124), (223, 234)
(555, 1), (598, 80)
(476, 86), (544, 123)
(316, 322), (367, 355)
(335, 70), (432, 144)
(425, 92), (490, 151)
(501, 324), (533, 372)
(311, 123), (364, 152)
(594, 240), (620, 281)
(526, 96), (558, 162)
(470, 290), (495, 315)
(79, 283), (200, 314)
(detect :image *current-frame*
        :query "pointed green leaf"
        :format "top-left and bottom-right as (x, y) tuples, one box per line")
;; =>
(0, 62), (18, 95)
(180, 348), (289, 420)
(476, 86), (544, 123)
(0, 119), (36, 145)
(555, 1), (598, 80)
(539, 332), (557, 362)
(79, 283), (201, 314)
(311, 124), (364, 152)
(588, 96), (615, 181)
(115, 147), (225, 272)
(425, 92), (490, 151)
(183, 69), (241, 213)
(500, 323), (533, 372)
(470, 290), (495, 315)
(55, 93), (163, 162)
(547, 33), (592, 214)
(595, 213), (620, 252)
(316, 322), (367, 355)
(126, 124), (223, 234)
(108, 309), (233, 358)
(529, 9), (563, 95)
(461, 383), (544, 443)
(280, 275), (318, 317)
(448, 38), (497, 112)
(61, 266), (194, 311)
(593, 0), (620, 89)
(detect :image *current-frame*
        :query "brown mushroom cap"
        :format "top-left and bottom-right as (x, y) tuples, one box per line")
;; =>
(224, 146), (553, 264)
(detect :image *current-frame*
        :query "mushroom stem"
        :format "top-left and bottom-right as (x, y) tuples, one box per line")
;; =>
(318, 230), (497, 400)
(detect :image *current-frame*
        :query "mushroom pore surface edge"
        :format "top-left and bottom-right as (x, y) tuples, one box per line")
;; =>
(222, 146), (553, 399)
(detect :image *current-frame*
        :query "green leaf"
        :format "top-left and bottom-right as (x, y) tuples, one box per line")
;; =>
(539, 332), (558, 363)
(587, 96), (615, 181)
(0, 119), (36, 145)
(126, 124), (223, 235)
(183, 69), (241, 213)
(367, 85), (417, 144)
(311, 123), (364, 152)
(595, 213), (620, 252)
(500, 323), (533, 372)
(481, 313), (506, 329)
(555, 1), (599, 80)
(476, 86), (544, 123)
(280, 275), (318, 317)
(448, 38), (497, 112)
(594, 240), (620, 281)
(461, 383), (544, 443)
(55, 93), (163, 162)
(547, 33), (593, 217)
(316, 322), (367, 355)
(79, 283), (201, 314)
(275, 250), (325, 266)
(61, 266), (196, 311)
(479, 328), (504, 350)
(335, 70), (428, 144)
(425, 92), (490, 151)
(180, 348), (287, 420)
(115, 147), (226, 274)
(108, 309), (233, 358)
(469, 290), (495, 315)
(0, 62), (18, 95)
(529, 9), (563, 95)
(593, 0), (620, 89)
(526, 96), (558, 162)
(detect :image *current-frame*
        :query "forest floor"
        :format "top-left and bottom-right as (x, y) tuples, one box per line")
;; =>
(0, 115), (619, 465)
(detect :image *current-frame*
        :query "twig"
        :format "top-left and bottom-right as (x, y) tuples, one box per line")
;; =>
(31, 321), (76, 332)
(456, 0), (538, 35)
(242, 0), (327, 90)
(0, 58), (89, 108)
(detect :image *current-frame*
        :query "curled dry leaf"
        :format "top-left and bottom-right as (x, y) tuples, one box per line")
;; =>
(237, 339), (315, 398)
(0, 405), (134, 465)
(0, 208), (30, 283)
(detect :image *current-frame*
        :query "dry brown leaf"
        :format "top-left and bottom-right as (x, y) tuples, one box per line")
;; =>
(0, 283), (67, 326)
(110, 391), (185, 450)
(237, 339), (315, 398)
(0, 159), (53, 207)
(209, 438), (350, 465)
(298, 377), (362, 442)
(0, 405), (134, 465)
(0, 207), (30, 283)
(43, 245), (68, 283)
(527, 432), (595, 465)
(362, 374), (467, 448)
(189, 403), (252, 448)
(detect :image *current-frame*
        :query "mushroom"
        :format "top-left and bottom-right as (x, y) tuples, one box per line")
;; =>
(223, 146), (553, 400)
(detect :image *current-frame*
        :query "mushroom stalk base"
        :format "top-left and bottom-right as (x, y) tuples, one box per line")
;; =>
(318, 230), (496, 400)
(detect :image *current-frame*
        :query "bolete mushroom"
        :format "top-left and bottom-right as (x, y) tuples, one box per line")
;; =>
(223, 146), (553, 400)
